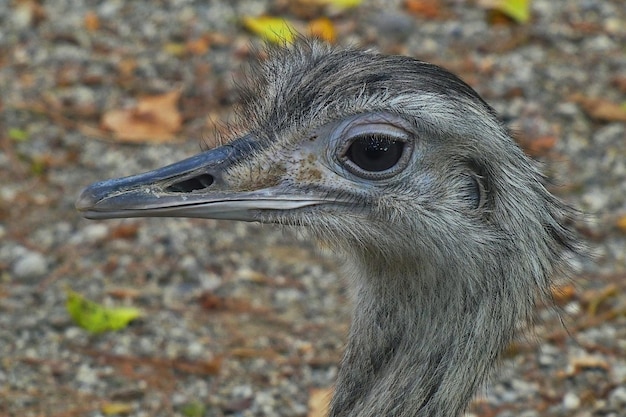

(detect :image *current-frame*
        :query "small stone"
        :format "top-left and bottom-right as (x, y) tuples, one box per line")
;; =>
(563, 392), (581, 409)
(82, 223), (109, 242)
(12, 251), (47, 280)
(555, 102), (580, 117)
(180, 255), (198, 274)
(198, 272), (221, 291)
(609, 386), (626, 408)
(612, 364), (626, 384)
(187, 341), (204, 357)
(581, 189), (609, 212)
(76, 363), (99, 388)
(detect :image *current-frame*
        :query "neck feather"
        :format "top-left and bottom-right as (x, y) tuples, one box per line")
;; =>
(328, 256), (535, 417)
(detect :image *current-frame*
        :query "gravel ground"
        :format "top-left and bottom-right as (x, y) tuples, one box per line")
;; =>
(1, 1), (625, 416)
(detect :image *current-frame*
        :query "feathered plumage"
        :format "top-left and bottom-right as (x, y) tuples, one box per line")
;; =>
(77, 40), (578, 417)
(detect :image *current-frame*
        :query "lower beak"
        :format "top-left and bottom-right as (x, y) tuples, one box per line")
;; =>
(75, 136), (326, 222)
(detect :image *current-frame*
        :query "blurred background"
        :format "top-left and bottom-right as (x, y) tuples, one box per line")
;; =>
(1, 0), (625, 416)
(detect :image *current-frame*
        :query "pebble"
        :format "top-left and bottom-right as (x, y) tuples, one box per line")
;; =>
(78, 223), (109, 243)
(563, 392), (581, 410)
(612, 363), (626, 384)
(609, 386), (626, 408)
(76, 363), (99, 389)
(11, 250), (47, 280)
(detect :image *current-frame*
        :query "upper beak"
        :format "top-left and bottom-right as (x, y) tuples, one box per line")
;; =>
(75, 135), (327, 222)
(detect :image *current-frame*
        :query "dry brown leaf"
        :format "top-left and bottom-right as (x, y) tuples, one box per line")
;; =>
(198, 292), (271, 314)
(109, 222), (140, 240)
(571, 93), (626, 122)
(107, 287), (142, 300)
(517, 135), (558, 157)
(616, 215), (626, 233)
(308, 387), (332, 417)
(278, 0), (326, 19)
(84, 11), (100, 31)
(567, 356), (610, 376)
(186, 37), (210, 55)
(404, 0), (443, 19)
(101, 90), (182, 143)
(308, 17), (336, 43)
(551, 283), (576, 305)
(198, 293), (228, 310)
(174, 357), (222, 375)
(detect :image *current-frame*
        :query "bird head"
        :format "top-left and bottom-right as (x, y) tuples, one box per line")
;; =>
(76, 41), (574, 279)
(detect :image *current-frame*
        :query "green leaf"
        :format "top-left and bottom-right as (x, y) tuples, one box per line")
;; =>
(101, 401), (134, 415)
(9, 128), (29, 142)
(66, 289), (141, 334)
(242, 16), (296, 44)
(493, 0), (530, 23)
(181, 401), (206, 417)
(321, 0), (363, 8)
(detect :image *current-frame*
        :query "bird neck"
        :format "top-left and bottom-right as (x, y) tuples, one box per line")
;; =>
(328, 257), (524, 417)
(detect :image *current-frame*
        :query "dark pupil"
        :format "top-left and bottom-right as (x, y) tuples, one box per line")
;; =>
(346, 135), (404, 172)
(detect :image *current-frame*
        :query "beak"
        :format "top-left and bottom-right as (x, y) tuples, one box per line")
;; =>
(75, 135), (327, 222)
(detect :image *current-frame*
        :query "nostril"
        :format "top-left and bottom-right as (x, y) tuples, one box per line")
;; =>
(166, 174), (214, 193)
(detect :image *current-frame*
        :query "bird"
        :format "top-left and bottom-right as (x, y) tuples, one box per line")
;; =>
(76, 40), (577, 417)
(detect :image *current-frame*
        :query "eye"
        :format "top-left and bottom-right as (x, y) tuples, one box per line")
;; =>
(340, 134), (411, 179)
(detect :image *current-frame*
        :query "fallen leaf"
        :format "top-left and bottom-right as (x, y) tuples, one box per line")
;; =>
(107, 287), (142, 300)
(198, 292), (270, 314)
(198, 293), (226, 310)
(109, 223), (140, 240)
(101, 90), (182, 143)
(404, 0), (442, 19)
(566, 356), (610, 376)
(242, 16), (296, 44)
(8, 128), (29, 142)
(307, 17), (336, 43)
(101, 401), (133, 415)
(551, 283), (576, 305)
(320, 0), (363, 8)
(480, 0), (530, 24)
(308, 387), (332, 417)
(517, 135), (558, 157)
(617, 215), (626, 233)
(66, 289), (141, 334)
(163, 42), (187, 57)
(180, 401), (206, 417)
(84, 11), (100, 31)
(280, 0), (326, 19)
(571, 93), (626, 122)
(186, 37), (210, 55)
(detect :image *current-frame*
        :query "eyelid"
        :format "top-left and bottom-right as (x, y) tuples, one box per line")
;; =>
(339, 122), (411, 143)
